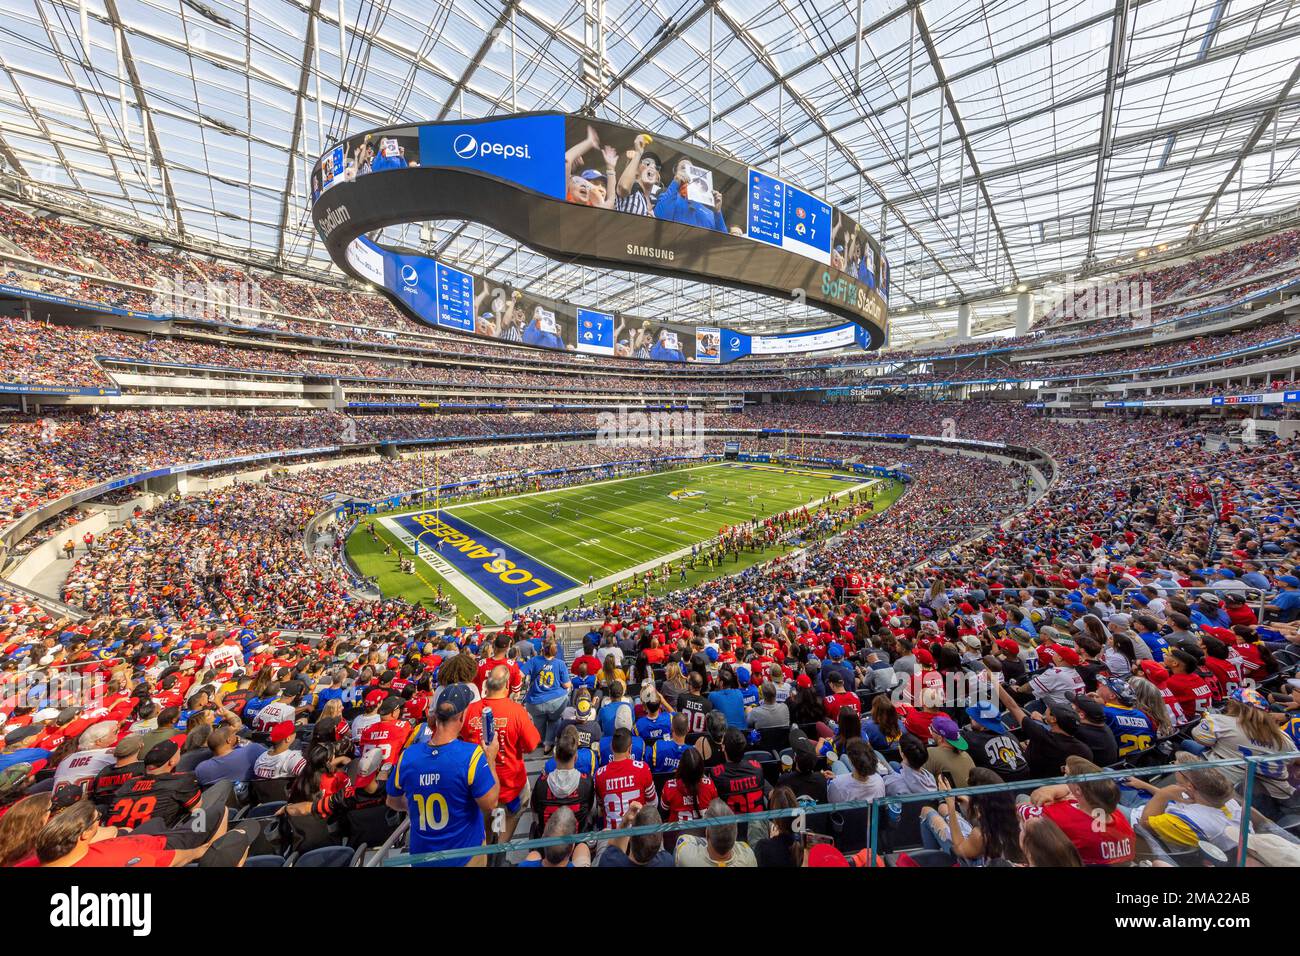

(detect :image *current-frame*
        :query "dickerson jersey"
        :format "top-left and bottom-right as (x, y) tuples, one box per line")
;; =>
(1101, 704), (1157, 756)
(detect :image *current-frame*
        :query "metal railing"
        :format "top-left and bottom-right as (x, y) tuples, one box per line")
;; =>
(374, 752), (1298, 867)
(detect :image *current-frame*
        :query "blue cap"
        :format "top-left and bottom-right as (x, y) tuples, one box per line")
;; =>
(704, 645), (719, 662)
(433, 684), (475, 720)
(1278, 575), (1300, 587)
(965, 704), (1009, 734)
(1098, 676), (1136, 704)
(828, 642), (845, 659)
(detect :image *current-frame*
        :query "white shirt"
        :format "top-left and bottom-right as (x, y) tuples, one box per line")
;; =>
(52, 748), (115, 787)
(254, 747), (307, 780)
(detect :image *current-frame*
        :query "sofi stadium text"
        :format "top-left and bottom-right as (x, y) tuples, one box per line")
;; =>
(1116, 893), (1250, 906)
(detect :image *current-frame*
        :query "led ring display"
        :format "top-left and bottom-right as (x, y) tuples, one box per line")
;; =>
(311, 112), (889, 361)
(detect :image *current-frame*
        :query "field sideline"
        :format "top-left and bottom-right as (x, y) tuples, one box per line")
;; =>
(345, 462), (903, 622)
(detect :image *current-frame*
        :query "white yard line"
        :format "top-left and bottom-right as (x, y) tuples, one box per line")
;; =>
(378, 516), (510, 621)
(527, 476), (882, 613)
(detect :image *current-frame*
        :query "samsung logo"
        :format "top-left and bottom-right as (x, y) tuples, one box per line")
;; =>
(626, 244), (674, 261)
(319, 205), (352, 236)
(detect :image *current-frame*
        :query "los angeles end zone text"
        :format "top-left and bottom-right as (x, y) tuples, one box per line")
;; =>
(352, 463), (889, 618)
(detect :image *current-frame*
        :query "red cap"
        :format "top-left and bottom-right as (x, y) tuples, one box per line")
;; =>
(807, 844), (849, 867)
(995, 638), (1019, 655)
(1049, 645), (1081, 667)
(270, 721), (296, 744)
(796, 674), (812, 688)
(914, 648), (934, 667)
(364, 689), (385, 706)
(1138, 659), (1169, 685)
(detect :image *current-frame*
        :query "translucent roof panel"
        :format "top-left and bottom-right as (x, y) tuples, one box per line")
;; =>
(0, 0), (1296, 345)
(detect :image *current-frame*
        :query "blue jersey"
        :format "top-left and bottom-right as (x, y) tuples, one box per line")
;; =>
(1102, 704), (1157, 756)
(598, 700), (634, 737)
(521, 656), (569, 705)
(635, 712), (673, 745)
(650, 738), (690, 774)
(708, 688), (747, 728)
(544, 749), (595, 776)
(387, 738), (495, 867)
(598, 735), (645, 768)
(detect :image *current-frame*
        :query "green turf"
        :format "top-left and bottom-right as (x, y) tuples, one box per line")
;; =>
(347, 462), (903, 623)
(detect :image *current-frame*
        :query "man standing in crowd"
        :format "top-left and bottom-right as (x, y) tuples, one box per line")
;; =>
(387, 685), (499, 867)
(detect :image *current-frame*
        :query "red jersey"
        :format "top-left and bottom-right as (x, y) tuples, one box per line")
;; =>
(357, 718), (413, 769)
(660, 776), (719, 823)
(1019, 799), (1135, 865)
(1164, 672), (1213, 718)
(475, 657), (523, 695)
(1202, 657), (1241, 700)
(822, 692), (861, 722)
(461, 697), (539, 802)
(594, 758), (657, 826)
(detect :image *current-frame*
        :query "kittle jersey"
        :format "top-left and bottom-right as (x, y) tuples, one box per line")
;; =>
(593, 759), (656, 825)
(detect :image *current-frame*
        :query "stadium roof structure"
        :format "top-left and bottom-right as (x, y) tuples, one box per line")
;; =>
(1, 0), (1298, 344)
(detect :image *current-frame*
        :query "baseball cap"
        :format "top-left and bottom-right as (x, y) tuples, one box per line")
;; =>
(379, 697), (402, 716)
(1047, 703), (1080, 735)
(1277, 575), (1300, 587)
(354, 746), (386, 789)
(1137, 659), (1169, 684)
(807, 844), (849, 867)
(575, 696), (593, 716)
(1230, 687), (1269, 712)
(965, 703), (1009, 734)
(795, 673), (812, 688)
(113, 735), (145, 759)
(995, 638), (1020, 655)
(930, 715), (967, 751)
(827, 642), (845, 659)
(143, 740), (179, 769)
(364, 689), (385, 707)
(269, 721), (297, 744)
(434, 684), (475, 720)
(32, 707), (60, 722)
(1066, 692), (1105, 721)
(579, 168), (604, 181)
(51, 782), (85, 811)
(1098, 675), (1136, 705)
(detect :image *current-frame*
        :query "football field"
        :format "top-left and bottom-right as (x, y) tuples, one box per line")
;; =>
(345, 462), (902, 623)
